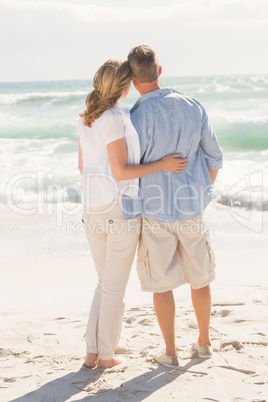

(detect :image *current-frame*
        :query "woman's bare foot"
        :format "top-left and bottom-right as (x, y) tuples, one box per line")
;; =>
(97, 357), (124, 368)
(84, 352), (98, 367)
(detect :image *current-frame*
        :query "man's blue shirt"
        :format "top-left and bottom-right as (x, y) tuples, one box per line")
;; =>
(122, 88), (223, 222)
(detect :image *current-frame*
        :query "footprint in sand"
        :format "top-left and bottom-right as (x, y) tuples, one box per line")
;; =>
(115, 346), (134, 354)
(188, 321), (198, 329)
(242, 341), (268, 347)
(2, 377), (16, 383)
(211, 309), (232, 317)
(139, 350), (148, 357)
(138, 318), (152, 326)
(105, 365), (127, 373)
(0, 348), (30, 358)
(25, 355), (45, 364)
(27, 334), (41, 344)
(27, 334), (59, 345)
(252, 299), (264, 304)
(221, 340), (243, 350)
(0, 348), (11, 358)
(0, 378), (16, 389)
(123, 316), (136, 325)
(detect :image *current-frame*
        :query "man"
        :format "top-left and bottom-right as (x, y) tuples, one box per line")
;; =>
(122, 45), (223, 367)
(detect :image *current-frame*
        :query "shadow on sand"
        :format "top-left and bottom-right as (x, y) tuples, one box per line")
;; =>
(10, 358), (205, 401)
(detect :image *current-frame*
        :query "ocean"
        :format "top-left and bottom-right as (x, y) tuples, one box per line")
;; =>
(1, 76), (267, 258)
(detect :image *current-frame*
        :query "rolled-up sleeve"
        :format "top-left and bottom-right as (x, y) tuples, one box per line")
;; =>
(200, 111), (223, 170)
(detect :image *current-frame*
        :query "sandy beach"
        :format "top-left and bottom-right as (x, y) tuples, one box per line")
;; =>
(0, 204), (268, 402)
(1, 1), (268, 400)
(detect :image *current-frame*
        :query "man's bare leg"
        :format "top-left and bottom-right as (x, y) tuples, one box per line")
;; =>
(153, 290), (177, 355)
(191, 285), (211, 346)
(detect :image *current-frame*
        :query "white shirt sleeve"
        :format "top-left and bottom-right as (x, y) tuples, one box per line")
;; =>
(77, 117), (83, 137)
(100, 114), (125, 145)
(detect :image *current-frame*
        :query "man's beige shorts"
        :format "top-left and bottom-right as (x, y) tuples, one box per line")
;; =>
(137, 213), (216, 292)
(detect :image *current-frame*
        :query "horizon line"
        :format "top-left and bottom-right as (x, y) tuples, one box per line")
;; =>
(0, 73), (267, 85)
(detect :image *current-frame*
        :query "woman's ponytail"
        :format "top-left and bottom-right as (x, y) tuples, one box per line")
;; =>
(80, 59), (132, 128)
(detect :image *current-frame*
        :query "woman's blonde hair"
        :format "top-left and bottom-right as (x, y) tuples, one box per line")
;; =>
(80, 59), (132, 127)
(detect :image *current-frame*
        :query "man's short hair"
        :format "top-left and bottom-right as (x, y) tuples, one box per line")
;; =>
(128, 45), (159, 83)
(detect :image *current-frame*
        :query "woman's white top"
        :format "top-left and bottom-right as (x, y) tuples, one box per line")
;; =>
(78, 101), (140, 207)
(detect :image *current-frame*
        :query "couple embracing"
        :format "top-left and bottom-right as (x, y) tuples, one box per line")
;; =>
(78, 45), (223, 369)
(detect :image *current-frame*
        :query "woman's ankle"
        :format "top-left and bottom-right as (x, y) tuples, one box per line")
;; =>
(85, 352), (98, 366)
(97, 357), (124, 368)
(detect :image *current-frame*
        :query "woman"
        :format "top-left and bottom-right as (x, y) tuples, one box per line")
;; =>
(78, 59), (188, 369)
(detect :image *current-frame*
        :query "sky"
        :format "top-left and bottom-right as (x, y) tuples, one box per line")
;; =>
(0, 0), (268, 82)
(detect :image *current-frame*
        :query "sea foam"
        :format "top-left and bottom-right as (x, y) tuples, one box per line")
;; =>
(1, 75), (267, 211)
